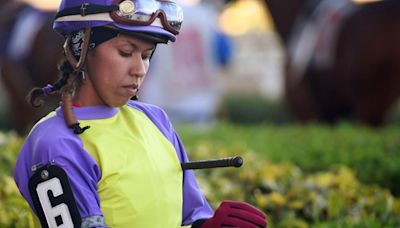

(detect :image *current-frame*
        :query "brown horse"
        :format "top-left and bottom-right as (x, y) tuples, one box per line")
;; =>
(264, 0), (400, 126)
(0, 1), (63, 133)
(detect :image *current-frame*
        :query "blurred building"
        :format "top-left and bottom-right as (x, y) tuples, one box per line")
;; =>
(140, 0), (285, 123)
(140, 0), (233, 123)
(217, 0), (284, 100)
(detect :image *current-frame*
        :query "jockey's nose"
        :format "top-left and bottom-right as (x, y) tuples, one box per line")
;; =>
(129, 53), (147, 79)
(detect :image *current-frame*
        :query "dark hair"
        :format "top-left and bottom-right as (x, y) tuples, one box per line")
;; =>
(26, 58), (89, 134)
(27, 59), (73, 108)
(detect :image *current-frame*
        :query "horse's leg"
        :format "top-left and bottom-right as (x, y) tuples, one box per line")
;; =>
(284, 66), (322, 122)
(264, 0), (307, 43)
(333, 0), (400, 126)
(352, 56), (400, 126)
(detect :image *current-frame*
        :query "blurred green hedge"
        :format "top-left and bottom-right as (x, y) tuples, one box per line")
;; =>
(218, 95), (291, 124)
(1, 122), (400, 227)
(190, 146), (400, 227)
(0, 132), (34, 227)
(177, 122), (400, 196)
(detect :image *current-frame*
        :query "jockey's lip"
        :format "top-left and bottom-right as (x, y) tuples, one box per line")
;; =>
(122, 84), (139, 95)
(122, 84), (138, 89)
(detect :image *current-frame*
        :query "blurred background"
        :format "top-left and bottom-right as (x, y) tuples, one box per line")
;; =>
(1, 0), (400, 227)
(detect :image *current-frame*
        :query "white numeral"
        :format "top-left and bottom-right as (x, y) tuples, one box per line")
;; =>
(36, 177), (74, 228)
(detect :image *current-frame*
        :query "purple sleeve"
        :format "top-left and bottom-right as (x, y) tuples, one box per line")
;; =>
(13, 117), (104, 220)
(171, 131), (214, 225)
(129, 101), (214, 225)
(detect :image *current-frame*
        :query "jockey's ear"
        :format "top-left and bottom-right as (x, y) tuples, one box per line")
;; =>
(29, 164), (82, 228)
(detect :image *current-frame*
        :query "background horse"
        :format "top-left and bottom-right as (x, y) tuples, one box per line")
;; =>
(0, 1), (63, 133)
(264, 0), (400, 126)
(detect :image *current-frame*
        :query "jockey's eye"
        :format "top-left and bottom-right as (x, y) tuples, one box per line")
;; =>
(119, 50), (132, 57)
(142, 51), (152, 61)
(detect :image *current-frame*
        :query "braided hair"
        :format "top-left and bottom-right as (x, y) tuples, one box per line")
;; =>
(26, 58), (89, 134)
(27, 59), (73, 108)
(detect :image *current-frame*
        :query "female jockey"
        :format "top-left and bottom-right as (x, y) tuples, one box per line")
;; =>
(13, 0), (268, 227)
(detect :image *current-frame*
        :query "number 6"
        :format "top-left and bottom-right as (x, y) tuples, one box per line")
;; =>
(29, 164), (81, 228)
(36, 177), (74, 227)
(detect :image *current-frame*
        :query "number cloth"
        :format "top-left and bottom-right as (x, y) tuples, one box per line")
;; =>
(14, 100), (213, 227)
(28, 164), (82, 228)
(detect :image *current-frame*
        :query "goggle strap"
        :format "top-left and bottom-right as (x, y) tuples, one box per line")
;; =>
(110, 10), (179, 35)
(55, 3), (118, 19)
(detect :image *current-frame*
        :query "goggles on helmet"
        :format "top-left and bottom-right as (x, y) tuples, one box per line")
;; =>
(54, 0), (183, 35)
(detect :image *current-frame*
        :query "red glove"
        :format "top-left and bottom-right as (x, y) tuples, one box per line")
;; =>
(200, 200), (267, 228)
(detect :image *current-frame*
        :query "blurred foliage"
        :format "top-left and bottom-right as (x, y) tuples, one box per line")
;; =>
(177, 122), (400, 196)
(1, 120), (400, 227)
(218, 94), (291, 124)
(190, 145), (400, 227)
(0, 131), (34, 227)
(219, 94), (400, 126)
(0, 107), (13, 132)
(387, 102), (400, 125)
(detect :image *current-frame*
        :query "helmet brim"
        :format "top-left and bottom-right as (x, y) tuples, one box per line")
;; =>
(111, 23), (176, 42)
(54, 21), (176, 43)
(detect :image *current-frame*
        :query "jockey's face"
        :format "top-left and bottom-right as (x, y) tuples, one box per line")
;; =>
(76, 33), (155, 107)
